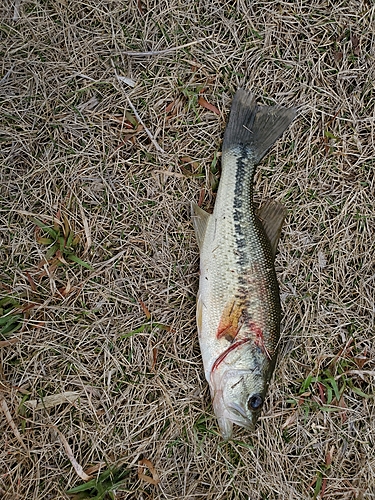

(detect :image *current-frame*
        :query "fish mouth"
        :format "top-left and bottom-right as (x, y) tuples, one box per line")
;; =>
(217, 407), (254, 440)
(213, 391), (254, 439)
(227, 403), (255, 429)
(227, 402), (249, 420)
(210, 368), (262, 438)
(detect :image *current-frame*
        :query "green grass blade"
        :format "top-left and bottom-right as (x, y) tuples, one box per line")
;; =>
(45, 243), (59, 259)
(66, 231), (74, 248)
(313, 471), (323, 499)
(58, 236), (66, 252)
(66, 478), (98, 493)
(67, 254), (93, 270)
(120, 323), (152, 338)
(350, 386), (372, 399)
(32, 218), (59, 239)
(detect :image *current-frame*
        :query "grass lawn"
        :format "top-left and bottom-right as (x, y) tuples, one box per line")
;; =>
(0, 0), (374, 498)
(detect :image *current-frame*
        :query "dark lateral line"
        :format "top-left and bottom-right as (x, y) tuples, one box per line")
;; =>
(233, 151), (256, 268)
(211, 338), (251, 372)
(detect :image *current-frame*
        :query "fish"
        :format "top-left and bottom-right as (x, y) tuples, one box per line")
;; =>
(191, 89), (295, 439)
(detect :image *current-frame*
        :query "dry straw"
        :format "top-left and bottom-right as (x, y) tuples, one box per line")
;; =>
(0, 0), (374, 498)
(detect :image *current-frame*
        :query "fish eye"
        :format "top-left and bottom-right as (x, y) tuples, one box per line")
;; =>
(247, 394), (263, 411)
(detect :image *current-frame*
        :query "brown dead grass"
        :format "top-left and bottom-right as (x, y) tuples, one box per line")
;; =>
(1, 0), (374, 498)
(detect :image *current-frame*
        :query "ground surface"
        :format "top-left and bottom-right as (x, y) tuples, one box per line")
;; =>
(1, 1), (374, 499)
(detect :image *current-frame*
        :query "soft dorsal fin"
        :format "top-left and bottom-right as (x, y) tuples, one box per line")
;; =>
(257, 199), (287, 259)
(191, 202), (211, 250)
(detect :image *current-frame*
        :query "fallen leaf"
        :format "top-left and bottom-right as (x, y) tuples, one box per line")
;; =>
(354, 355), (368, 369)
(0, 337), (21, 348)
(62, 213), (70, 239)
(77, 96), (99, 112)
(157, 323), (171, 332)
(151, 347), (158, 371)
(139, 300), (151, 320)
(138, 458), (159, 486)
(165, 100), (180, 121)
(13, 0), (21, 20)
(13, 385), (31, 395)
(58, 278), (73, 297)
(351, 35), (360, 56)
(55, 250), (69, 265)
(317, 251), (327, 269)
(334, 51), (343, 63)
(116, 75), (136, 88)
(84, 462), (106, 475)
(281, 411), (298, 430)
(37, 237), (53, 245)
(317, 382), (326, 404)
(180, 156), (199, 172)
(21, 303), (37, 313)
(25, 272), (37, 291)
(165, 101), (175, 113)
(79, 205), (91, 256)
(198, 188), (205, 207)
(180, 156), (195, 164)
(198, 96), (220, 116)
(54, 209), (61, 231)
(338, 395), (347, 423)
(321, 477), (327, 498)
(25, 391), (81, 410)
(325, 446), (334, 466)
(125, 111), (138, 127)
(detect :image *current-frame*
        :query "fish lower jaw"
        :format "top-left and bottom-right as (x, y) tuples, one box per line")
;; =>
(217, 416), (233, 441)
(212, 387), (255, 440)
(215, 405), (254, 441)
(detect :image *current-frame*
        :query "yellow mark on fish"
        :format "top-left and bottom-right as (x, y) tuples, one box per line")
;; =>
(216, 298), (244, 342)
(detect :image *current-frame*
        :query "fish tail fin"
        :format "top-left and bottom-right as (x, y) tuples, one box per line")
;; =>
(222, 88), (296, 162)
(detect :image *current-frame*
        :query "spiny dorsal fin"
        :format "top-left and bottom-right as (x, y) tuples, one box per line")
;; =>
(191, 202), (211, 250)
(257, 199), (287, 259)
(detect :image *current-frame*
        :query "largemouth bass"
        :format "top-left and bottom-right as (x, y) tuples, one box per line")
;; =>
(192, 89), (295, 439)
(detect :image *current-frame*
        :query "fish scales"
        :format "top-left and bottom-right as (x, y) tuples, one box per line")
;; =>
(192, 89), (295, 439)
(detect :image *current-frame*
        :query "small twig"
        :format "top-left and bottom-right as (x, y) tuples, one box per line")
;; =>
(25, 391), (81, 410)
(53, 425), (91, 481)
(94, 249), (127, 270)
(0, 396), (28, 451)
(113, 63), (165, 153)
(74, 73), (96, 81)
(123, 35), (213, 56)
(13, 0), (22, 20)
(79, 204), (92, 256)
(335, 370), (375, 380)
(0, 67), (13, 85)
(125, 94), (165, 154)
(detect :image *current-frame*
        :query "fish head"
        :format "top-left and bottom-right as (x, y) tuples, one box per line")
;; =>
(210, 366), (268, 440)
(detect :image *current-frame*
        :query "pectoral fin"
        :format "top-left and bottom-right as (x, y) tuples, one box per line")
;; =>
(191, 202), (211, 250)
(257, 199), (287, 259)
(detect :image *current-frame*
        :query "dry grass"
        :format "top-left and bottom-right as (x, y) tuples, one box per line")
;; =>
(1, 0), (374, 498)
